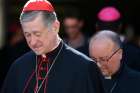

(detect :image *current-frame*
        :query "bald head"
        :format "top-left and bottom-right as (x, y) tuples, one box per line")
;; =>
(89, 30), (123, 77)
(90, 30), (122, 51)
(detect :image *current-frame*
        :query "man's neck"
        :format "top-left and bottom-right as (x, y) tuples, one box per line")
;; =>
(68, 33), (85, 48)
(41, 35), (61, 57)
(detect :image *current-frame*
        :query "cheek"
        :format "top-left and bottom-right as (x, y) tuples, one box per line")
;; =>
(98, 63), (110, 72)
(24, 36), (30, 42)
(98, 64), (111, 76)
(37, 38), (46, 47)
(25, 38), (32, 46)
(108, 59), (120, 73)
(42, 34), (53, 45)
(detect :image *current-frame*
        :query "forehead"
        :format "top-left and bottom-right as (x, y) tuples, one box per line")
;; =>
(22, 14), (46, 32)
(64, 18), (79, 24)
(90, 39), (115, 56)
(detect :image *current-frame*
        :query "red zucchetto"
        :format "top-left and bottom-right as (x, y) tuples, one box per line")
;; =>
(22, 0), (54, 12)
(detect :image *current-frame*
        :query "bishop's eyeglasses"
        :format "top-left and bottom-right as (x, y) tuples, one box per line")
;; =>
(92, 48), (121, 64)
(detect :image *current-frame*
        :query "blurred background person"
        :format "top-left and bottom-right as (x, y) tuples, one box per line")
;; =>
(62, 9), (89, 56)
(95, 6), (140, 72)
(89, 30), (140, 93)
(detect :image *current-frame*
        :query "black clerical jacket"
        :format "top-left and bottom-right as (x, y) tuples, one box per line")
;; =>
(123, 42), (140, 72)
(102, 62), (140, 93)
(1, 42), (104, 93)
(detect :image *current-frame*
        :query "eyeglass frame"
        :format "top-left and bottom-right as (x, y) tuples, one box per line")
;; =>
(92, 48), (121, 64)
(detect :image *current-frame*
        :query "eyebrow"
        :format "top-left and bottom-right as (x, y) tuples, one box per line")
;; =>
(33, 31), (41, 34)
(92, 56), (107, 59)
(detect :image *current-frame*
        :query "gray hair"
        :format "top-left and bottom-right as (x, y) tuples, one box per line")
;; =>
(90, 30), (122, 51)
(20, 11), (57, 28)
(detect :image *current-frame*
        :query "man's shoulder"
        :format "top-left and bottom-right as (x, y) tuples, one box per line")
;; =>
(123, 66), (140, 80)
(64, 44), (91, 59)
(63, 43), (96, 65)
(129, 69), (140, 78)
(12, 51), (35, 67)
(119, 66), (140, 89)
(62, 43), (99, 75)
(16, 51), (35, 61)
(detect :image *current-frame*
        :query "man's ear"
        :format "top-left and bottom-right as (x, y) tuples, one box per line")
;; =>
(52, 20), (60, 33)
(118, 49), (123, 60)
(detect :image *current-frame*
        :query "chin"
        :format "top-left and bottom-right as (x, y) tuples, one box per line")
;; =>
(33, 50), (44, 55)
(34, 52), (42, 55)
(102, 71), (109, 76)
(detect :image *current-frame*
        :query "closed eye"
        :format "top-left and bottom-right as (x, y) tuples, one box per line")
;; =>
(34, 32), (41, 37)
(99, 56), (108, 61)
(91, 57), (98, 62)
